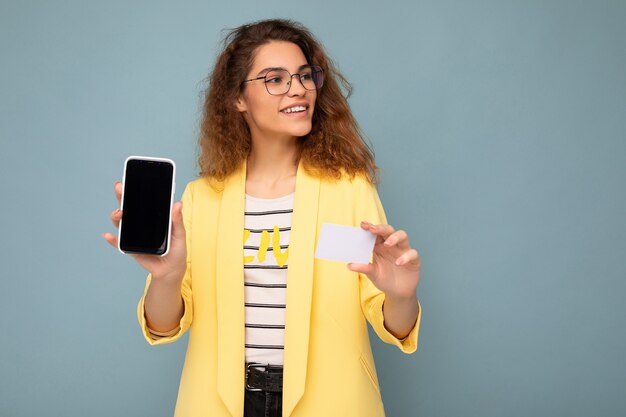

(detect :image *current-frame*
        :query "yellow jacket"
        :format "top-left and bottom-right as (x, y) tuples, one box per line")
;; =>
(137, 160), (421, 417)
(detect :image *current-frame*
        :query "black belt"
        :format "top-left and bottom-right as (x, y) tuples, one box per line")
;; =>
(245, 363), (283, 393)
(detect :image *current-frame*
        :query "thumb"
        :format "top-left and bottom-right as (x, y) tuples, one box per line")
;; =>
(347, 262), (375, 276)
(171, 201), (186, 239)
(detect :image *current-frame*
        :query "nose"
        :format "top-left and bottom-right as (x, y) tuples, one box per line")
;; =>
(287, 74), (306, 96)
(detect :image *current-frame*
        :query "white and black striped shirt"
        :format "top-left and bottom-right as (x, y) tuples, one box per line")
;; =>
(243, 192), (294, 365)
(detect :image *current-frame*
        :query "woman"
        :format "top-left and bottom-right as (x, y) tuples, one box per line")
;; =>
(103, 19), (421, 417)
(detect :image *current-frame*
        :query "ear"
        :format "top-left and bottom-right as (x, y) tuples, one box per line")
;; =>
(235, 95), (247, 113)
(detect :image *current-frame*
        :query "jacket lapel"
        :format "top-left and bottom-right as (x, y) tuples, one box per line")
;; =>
(283, 161), (320, 416)
(215, 159), (320, 417)
(216, 161), (246, 417)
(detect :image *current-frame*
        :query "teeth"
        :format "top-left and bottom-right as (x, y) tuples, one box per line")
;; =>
(282, 106), (307, 114)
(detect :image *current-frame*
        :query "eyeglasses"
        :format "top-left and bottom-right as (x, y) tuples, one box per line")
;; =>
(242, 65), (324, 95)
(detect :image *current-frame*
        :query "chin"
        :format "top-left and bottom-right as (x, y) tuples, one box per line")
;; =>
(287, 122), (313, 137)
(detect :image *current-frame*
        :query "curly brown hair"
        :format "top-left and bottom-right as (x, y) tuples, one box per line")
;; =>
(198, 18), (379, 186)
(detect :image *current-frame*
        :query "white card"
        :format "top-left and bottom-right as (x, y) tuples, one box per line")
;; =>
(315, 223), (377, 264)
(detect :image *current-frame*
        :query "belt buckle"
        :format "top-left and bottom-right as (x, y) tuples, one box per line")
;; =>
(245, 363), (266, 392)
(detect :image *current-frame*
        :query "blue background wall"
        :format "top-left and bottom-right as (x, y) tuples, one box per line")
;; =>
(1, 1), (625, 416)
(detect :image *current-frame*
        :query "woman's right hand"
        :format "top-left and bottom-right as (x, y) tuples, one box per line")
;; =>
(102, 181), (188, 285)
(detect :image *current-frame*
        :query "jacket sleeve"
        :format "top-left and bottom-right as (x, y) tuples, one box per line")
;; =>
(355, 176), (421, 354)
(136, 182), (195, 345)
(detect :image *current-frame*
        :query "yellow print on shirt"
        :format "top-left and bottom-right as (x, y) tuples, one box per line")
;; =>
(243, 226), (289, 267)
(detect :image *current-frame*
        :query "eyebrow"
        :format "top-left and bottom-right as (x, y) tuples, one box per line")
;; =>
(255, 64), (311, 77)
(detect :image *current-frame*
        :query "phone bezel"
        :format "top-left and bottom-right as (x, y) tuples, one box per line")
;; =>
(118, 155), (176, 257)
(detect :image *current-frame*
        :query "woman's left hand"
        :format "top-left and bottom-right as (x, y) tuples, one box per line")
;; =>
(347, 221), (420, 299)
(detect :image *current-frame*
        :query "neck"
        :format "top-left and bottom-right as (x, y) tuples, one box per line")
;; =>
(246, 135), (299, 183)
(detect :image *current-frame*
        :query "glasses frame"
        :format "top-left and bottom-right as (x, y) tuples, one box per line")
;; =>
(242, 65), (324, 96)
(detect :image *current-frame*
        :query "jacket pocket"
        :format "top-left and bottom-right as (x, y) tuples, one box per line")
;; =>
(359, 355), (380, 393)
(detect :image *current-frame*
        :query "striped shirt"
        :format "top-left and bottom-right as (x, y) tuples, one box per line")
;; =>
(243, 191), (294, 365)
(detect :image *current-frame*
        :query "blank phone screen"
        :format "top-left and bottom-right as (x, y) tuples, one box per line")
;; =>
(119, 159), (174, 255)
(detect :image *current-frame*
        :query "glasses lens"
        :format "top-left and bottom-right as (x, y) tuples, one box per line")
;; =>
(299, 67), (316, 91)
(310, 66), (324, 89)
(299, 66), (324, 91)
(265, 69), (290, 95)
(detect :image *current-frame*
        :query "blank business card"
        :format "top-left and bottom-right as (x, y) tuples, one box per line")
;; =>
(315, 223), (377, 264)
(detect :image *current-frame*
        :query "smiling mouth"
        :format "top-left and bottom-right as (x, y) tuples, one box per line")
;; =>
(281, 105), (308, 114)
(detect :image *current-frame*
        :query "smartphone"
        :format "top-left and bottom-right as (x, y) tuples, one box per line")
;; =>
(118, 156), (176, 256)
